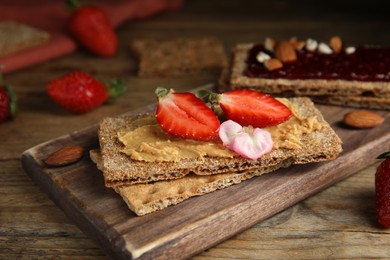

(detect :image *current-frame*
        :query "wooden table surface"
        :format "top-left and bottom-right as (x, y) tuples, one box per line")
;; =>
(2, 0), (390, 259)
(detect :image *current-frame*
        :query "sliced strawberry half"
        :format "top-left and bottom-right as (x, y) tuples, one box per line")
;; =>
(155, 87), (220, 141)
(218, 89), (292, 128)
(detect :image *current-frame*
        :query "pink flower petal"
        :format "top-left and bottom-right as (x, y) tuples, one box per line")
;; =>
(219, 120), (273, 160)
(219, 120), (242, 147)
(230, 129), (273, 160)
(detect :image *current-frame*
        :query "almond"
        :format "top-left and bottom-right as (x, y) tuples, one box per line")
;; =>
(343, 110), (385, 129)
(288, 37), (305, 50)
(330, 35), (342, 53)
(265, 58), (283, 71)
(44, 145), (84, 167)
(274, 40), (297, 63)
(289, 36), (298, 45)
(293, 40), (305, 51)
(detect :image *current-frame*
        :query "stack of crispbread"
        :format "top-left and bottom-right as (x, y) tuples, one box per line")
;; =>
(221, 40), (390, 110)
(91, 97), (342, 216)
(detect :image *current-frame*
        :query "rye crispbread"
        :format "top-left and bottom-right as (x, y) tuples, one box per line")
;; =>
(130, 37), (227, 77)
(0, 21), (50, 57)
(223, 43), (390, 109)
(98, 97), (342, 188)
(90, 149), (289, 216)
(310, 95), (390, 110)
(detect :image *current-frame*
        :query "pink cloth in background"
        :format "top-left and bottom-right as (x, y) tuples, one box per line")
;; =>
(0, 0), (184, 74)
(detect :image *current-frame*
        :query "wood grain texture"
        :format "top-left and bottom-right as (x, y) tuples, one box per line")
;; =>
(21, 94), (390, 259)
(2, 0), (390, 259)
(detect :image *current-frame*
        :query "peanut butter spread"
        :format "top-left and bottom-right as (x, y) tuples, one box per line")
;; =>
(118, 117), (236, 163)
(267, 98), (323, 149)
(118, 99), (323, 162)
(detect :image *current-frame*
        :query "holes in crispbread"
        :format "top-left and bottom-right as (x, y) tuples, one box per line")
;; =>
(141, 198), (152, 204)
(177, 186), (186, 194)
(362, 91), (375, 97)
(279, 90), (295, 97)
(148, 186), (160, 194)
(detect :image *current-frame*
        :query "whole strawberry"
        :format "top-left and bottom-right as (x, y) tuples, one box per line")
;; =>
(0, 82), (16, 123)
(375, 151), (390, 228)
(67, 0), (117, 57)
(47, 71), (125, 113)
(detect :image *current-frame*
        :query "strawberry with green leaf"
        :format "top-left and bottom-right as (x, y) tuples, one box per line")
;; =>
(47, 71), (125, 113)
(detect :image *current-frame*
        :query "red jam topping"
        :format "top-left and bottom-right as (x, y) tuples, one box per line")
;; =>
(244, 44), (390, 82)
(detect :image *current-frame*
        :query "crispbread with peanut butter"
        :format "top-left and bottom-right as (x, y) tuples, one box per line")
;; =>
(223, 43), (390, 110)
(98, 97), (342, 188)
(0, 21), (50, 57)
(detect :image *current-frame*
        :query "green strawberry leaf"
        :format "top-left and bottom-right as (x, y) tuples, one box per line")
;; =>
(155, 87), (170, 98)
(67, 0), (83, 11)
(4, 84), (16, 118)
(195, 89), (220, 104)
(377, 151), (390, 159)
(106, 79), (126, 103)
(195, 89), (212, 103)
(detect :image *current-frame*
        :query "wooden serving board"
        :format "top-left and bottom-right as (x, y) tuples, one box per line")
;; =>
(22, 89), (390, 259)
